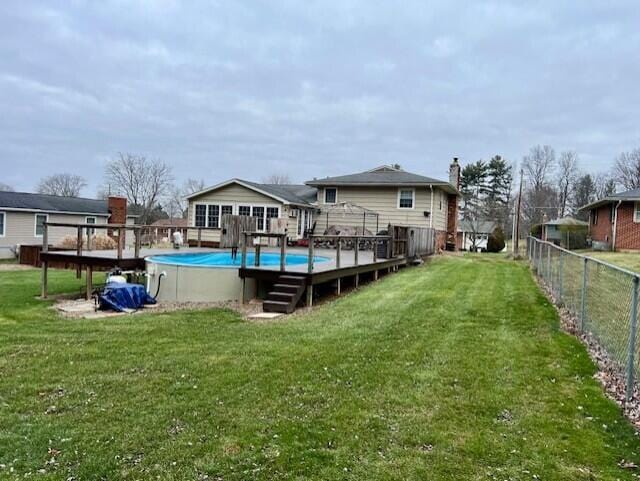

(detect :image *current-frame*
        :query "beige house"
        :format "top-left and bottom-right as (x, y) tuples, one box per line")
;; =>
(186, 160), (461, 250)
(0, 192), (132, 259)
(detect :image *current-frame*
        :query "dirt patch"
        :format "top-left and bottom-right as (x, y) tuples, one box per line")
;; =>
(0, 263), (36, 271)
(533, 272), (640, 431)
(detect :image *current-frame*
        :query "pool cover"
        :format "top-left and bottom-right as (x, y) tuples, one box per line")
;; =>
(99, 282), (157, 312)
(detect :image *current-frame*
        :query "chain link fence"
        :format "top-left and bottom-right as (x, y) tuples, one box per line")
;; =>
(527, 236), (639, 400)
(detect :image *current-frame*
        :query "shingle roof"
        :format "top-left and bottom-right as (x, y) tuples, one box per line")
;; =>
(579, 188), (640, 211)
(305, 167), (457, 193)
(0, 191), (110, 215)
(242, 181), (317, 205)
(544, 216), (588, 227)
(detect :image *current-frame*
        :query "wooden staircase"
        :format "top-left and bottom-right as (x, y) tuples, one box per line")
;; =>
(263, 274), (307, 314)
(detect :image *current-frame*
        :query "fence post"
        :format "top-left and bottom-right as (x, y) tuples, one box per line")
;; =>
(241, 233), (247, 269)
(546, 244), (551, 283)
(308, 238), (314, 273)
(280, 235), (286, 272)
(558, 250), (564, 303)
(580, 257), (588, 332)
(626, 275), (639, 401)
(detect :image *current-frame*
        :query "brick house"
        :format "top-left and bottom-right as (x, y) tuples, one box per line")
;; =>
(580, 188), (640, 250)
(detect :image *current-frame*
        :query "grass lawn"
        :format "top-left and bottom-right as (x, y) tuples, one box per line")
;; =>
(1, 257), (639, 480)
(580, 250), (640, 274)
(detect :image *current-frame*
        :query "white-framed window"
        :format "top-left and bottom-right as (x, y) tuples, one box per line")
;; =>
(221, 205), (233, 218)
(85, 216), (97, 235)
(266, 207), (279, 230)
(324, 187), (337, 204)
(238, 205), (251, 217)
(207, 205), (220, 228)
(252, 206), (265, 231)
(634, 202), (640, 223)
(397, 188), (415, 209)
(194, 204), (207, 227)
(34, 213), (48, 237)
(0, 211), (5, 237)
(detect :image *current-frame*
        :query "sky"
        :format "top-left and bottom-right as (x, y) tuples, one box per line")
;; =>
(1, 1), (639, 196)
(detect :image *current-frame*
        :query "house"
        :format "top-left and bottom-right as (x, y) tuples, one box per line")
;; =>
(186, 159), (461, 251)
(185, 180), (318, 246)
(0, 192), (131, 258)
(457, 220), (496, 251)
(542, 216), (588, 249)
(580, 188), (640, 251)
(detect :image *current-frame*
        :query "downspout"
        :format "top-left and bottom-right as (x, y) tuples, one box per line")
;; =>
(429, 185), (434, 228)
(612, 200), (622, 251)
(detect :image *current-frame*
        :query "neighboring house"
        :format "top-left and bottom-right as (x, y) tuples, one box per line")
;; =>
(186, 160), (461, 250)
(185, 179), (318, 245)
(580, 188), (640, 251)
(150, 218), (188, 236)
(306, 160), (461, 250)
(0, 192), (131, 259)
(457, 220), (496, 251)
(542, 216), (588, 248)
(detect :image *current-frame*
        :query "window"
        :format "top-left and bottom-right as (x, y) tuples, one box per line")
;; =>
(85, 216), (97, 235)
(0, 212), (5, 237)
(252, 206), (265, 231)
(635, 202), (640, 223)
(592, 208), (598, 225)
(221, 205), (233, 218)
(35, 214), (48, 237)
(207, 205), (220, 228)
(398, 188), (415, 209)
(324, 187), (337, 204)
(266, 207), (279, 231)
(194, 204), (207, 227)
(238, 205), (251, 217)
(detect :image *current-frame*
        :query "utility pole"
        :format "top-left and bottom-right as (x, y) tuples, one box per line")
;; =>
(513, 168), (524, 255)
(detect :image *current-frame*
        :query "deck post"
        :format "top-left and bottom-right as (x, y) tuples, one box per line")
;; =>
(255, 244), (261, 267)
(134, 228), (141, 259)
(41, 224), (48, 299)
(308, 239), (314, 273)
(374, 269), (379, 281)
(626, 275), (639, 401)
(355, 273), (359, 289)
(76, 226), (83, 279)
(373, 238), (378, 263)
(241, 278), (246, 304)
(197, 228), (202, 248)
(280, 234), (286, 272)
(117, 228), (123, 260)
(306, 285), (313, 307)
(86, 265), (93, 300)
(241, 233), (247, 269)
(41, 261), (48, 299)
(354, 236), (359, 266)
(336, 278), (341, 295)
(336, 238), (341, 268)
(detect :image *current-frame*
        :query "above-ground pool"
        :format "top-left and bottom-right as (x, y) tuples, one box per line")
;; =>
(146, 251), (329, 303)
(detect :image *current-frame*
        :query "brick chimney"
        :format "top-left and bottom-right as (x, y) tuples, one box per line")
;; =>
(108, 196), (127, 224)
(446, 157), (461, 251)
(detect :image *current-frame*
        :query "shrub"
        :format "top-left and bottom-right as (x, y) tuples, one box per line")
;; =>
(56, 234), (117, 250)
(487, 227), (506, 253)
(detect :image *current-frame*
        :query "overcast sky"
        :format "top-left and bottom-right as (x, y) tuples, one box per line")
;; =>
(1, 1), (639, 196)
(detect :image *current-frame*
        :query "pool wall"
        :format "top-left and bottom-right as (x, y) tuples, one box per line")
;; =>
(146, 260), (256, 303)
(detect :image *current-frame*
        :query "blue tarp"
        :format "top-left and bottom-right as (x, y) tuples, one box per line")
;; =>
(99, 282), (156, 312)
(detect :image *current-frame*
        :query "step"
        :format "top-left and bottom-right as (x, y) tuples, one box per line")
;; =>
(263, 300), (294, 314)
(273, 283), (301, 294)
(267, 291), (296, 302)
(278, 275), (306, 286)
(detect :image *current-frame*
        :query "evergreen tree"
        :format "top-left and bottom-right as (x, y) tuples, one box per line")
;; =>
(485, 155), (513, 228)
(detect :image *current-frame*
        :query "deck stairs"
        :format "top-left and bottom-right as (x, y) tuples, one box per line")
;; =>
(263, 274), (307, 314)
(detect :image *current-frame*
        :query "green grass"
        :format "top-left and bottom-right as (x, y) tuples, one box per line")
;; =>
(1, 257), (638, 480)
(581, 250), (640, 274)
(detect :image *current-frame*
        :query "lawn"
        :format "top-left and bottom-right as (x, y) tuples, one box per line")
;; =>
(0, 257), (638, 480)
(582, 250), (640, 274)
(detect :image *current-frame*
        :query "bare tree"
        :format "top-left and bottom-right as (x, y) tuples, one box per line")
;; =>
(613, 148), (640, 190)
(594, 172), (617, 199)
(522, 145), (557, 225)
(0, 182), (14, 192)
(104, 153), (173, 225)
(557, 151), (578, 217)
(37, 173), (87, 197)
(262, 173), (292, 185)
(165, 178), (206, 219)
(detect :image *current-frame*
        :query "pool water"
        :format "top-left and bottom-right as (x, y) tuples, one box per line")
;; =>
(148, 251), (328, 268)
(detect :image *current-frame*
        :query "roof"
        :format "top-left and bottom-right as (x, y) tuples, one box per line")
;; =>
(0, 191), (111, 215)
(543, 216), (588, 227)
(305, 165), (458, 194)
(186, 179), (318, 206)
(151, 218), (188, 227)
(458, 220), (496, 233)
(579, 188), (640, 211)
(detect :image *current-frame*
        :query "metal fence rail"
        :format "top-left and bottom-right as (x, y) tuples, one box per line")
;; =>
(527, 236), (639, 400)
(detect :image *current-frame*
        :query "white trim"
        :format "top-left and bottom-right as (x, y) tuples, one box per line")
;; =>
(634, 202), (640, 223)
(324, 187), (338, 204)
(85, 216), (97, 234)
(397, 188), (415, 209)
(34, 213), (48, 237)
(0, 207), (110, 217)
(0, 211), (5, 237)
(191, 201), (280, 232)
(185, 178), (311, 206)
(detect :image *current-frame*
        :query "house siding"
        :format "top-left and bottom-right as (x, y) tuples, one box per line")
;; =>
(0, 211), (108, 258)
(314, 186), (449, 233)
(614, 202), (640, 250)
(589, 204), (614, 246)
(187, 184), (285, 244)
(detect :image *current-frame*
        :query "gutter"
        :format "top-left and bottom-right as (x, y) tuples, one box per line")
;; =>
(612, 200), (622, 251)
(429, 185), (434, 228)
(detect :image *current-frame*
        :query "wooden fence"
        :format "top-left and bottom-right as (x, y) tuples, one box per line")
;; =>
(389, 225), (435, 258)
